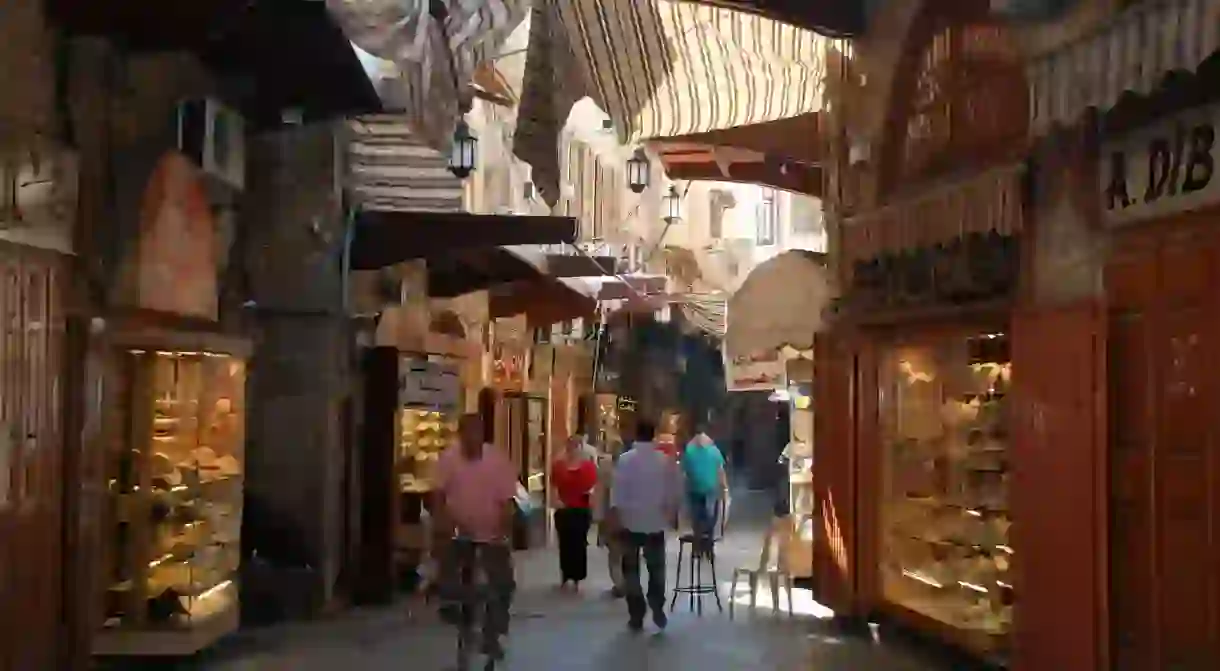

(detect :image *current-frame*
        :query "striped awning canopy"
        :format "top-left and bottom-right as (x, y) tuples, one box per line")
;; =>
(516, 0), (836, 206)
(328, 0), (528, 150)
(1028, 0), (1220, 136)
(841, 163), (1025, 269)
(347, 115), (465, 213)
(678, 1), (866, 36)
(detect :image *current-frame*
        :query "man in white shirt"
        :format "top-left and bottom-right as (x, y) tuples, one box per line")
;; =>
(608, 421), (681, 631)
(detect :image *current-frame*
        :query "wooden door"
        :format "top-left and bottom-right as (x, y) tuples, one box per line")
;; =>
(1010, 302), (1106, 671)
(1106, 220), (1220, 670)
(0, 249), (65, 671)
(812, 331), (861, 615)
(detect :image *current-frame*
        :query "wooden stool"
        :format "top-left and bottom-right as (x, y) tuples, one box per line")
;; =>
(670, 533), (723, 615)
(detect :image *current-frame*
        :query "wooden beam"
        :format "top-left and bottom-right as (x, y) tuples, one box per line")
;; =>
(661, 159), (823, 198)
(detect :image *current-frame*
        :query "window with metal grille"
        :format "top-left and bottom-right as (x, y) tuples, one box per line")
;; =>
(899, 21), (1026, 186)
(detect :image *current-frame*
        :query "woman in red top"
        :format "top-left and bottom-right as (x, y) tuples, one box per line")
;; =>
(551, 435), (599, 591)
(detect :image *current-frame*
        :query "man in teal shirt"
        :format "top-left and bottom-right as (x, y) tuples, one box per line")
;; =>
(681, 430), (728, 558)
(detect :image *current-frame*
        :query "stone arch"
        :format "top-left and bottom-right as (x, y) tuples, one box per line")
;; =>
(876, 2), (1029, 199)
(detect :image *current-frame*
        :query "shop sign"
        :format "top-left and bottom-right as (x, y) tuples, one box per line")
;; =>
(400, 357), (461, 410)
(492, 343), (527, 391)
(1101, 103), (1220, 227)
(724, 350), (786, 392)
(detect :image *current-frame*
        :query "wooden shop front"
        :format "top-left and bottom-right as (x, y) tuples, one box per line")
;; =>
(1096, 98), (1220, 671)
(811, 4), (1103, 668)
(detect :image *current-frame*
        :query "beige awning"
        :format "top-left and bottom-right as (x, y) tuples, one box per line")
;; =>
(724, 250), (832, 358)
(841, 163), (1025, 268)
(516, 0), (838, 206)
(347, 115), (466, 213)
(1028, 0), (1220, 136)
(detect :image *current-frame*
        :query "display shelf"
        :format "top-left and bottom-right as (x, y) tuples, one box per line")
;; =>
(96, 349), (246, 656)
(878, 332), (1013, 655)
(396, 408), (457, 493)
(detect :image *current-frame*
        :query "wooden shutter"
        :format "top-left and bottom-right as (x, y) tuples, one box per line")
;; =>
(1010, 301), (1107, 671)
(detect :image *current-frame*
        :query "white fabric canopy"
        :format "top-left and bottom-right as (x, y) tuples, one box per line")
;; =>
(724, 250), (833, 359)
(516, 0), (836, 206)
(329, 0), (529, 150)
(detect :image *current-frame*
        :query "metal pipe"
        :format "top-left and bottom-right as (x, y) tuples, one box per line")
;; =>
(340, 203), (358, 315)
(564, 242), (649, 302)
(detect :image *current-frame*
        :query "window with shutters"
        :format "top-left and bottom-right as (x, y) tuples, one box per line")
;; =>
(709, 189), (736, 240)
(756, 187), (779, 246)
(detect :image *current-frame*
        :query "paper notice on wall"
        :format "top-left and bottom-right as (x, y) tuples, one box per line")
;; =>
(400, 357), (462, 410)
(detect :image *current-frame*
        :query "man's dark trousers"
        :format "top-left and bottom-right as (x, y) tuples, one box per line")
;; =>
(619, 529), (666, 624)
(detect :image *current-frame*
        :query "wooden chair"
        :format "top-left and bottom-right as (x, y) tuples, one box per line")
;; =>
(728, 515), (795, 619)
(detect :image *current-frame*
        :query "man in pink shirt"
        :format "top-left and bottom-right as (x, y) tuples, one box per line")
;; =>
(433, 413), (518, 661)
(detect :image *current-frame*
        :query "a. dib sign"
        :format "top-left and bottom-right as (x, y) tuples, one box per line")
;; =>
(1101, 103), (1220, 227)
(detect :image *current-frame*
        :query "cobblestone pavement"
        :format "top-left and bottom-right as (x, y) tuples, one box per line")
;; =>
(203, 490), (952, 671)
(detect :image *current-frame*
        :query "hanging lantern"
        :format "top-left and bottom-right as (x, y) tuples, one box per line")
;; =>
(626, 148), (650, 194)
(662, 185), (682, 222)
(448, 120), (478, 179)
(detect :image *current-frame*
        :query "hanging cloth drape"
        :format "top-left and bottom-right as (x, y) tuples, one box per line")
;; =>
(515, 0), (834, 206)
(328, 0), (529, 151)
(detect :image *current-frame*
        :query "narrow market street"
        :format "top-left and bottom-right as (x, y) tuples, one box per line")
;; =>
(201, 490), (950, 671)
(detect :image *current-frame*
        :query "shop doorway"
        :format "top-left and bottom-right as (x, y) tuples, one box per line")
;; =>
(0, 249), (65, 671)
(1106, 219), (1220, 670)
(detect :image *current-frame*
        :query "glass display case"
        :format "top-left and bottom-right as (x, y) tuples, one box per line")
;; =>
(785, 438), (815, 578)
(593, 393), (621, 450)
(397, 408), (457, 493)
(878, 331), (1013, 655)
(524, 396), (547, 499)
(96, 348), (246, 655)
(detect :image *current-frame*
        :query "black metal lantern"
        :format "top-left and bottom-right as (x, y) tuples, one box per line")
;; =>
(448, 119), (478, 179)
(662, 185), (682, 223)
(626, 148), (650, 194)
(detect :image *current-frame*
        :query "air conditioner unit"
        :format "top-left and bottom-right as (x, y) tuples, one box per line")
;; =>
(176, 98), (245, 194)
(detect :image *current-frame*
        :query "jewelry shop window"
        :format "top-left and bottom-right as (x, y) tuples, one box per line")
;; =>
(878, 331), (1013, 654)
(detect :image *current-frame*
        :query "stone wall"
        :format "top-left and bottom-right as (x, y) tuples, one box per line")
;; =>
(240, 122), (351, 612)
(1028, 127), (1106, 304)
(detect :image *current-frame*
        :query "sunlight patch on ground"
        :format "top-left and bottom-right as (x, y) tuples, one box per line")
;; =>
(721, 580), (836, 619)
